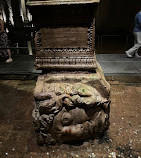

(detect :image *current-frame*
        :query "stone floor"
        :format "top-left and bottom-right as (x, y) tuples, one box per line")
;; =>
(0, 80), (140, 158)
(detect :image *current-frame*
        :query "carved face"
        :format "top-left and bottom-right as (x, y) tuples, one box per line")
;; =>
(51, 107), (108, 143)
(33, 83), (110, 145)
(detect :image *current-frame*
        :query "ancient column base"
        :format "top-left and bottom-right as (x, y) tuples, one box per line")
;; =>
(33, 63), (111, 145)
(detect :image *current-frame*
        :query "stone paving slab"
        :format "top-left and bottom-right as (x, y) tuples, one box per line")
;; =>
(96, 54), (141, 62)
(97, 54), (141, 75)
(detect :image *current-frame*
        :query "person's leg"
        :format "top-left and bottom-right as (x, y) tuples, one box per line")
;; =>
(135, 32), (141, 57)
(5, 49), (13, 62)
(125, 32), (141, 57)
(134, 36), (139, 57)
(135, 49), (141, 57)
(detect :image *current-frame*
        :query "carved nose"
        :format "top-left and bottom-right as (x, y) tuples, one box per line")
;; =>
(61, 112), (73, 126)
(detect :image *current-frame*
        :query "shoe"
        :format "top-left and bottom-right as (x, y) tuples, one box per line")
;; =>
(5, 58), (13, 63)
(125, 51), (133, 58)
(135, 52), (141, 58)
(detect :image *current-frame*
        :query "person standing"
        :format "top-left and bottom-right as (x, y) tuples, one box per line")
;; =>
(125, 10), (141, 58)
(0, 16), (13, 62)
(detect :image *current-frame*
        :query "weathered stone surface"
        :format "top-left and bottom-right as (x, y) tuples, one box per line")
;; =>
(33, 64), (111, 145)
(27, 0), (111, 146)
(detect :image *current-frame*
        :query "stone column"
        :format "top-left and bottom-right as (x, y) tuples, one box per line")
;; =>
(20, 0), (28, 22)
(27, 0), (111, 146)
(11, 0), (23, 28)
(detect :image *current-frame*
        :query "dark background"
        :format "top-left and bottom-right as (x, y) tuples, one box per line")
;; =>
(96, 0), (141, 34)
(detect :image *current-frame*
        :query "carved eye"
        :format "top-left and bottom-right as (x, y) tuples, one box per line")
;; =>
(61, 112), (72, 126)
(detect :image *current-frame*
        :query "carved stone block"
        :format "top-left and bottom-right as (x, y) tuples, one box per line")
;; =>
(33, 63), (111, 145)
(27, 0), (111, 146)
